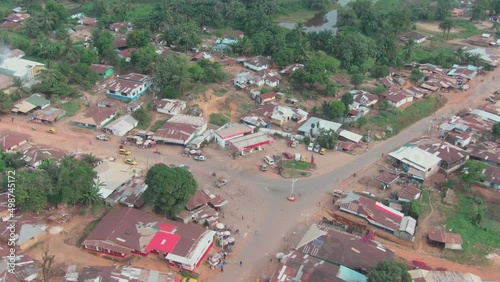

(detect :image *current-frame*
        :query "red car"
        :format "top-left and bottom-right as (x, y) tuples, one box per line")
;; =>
(282, 152), (293, 159)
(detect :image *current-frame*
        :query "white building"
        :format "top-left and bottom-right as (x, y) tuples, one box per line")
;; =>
(153, 115), (207, 145)
(156, 99), (187, 115)
(298, 117), (342, 137)
(0, 57), (44, 80)
(215, 123), (253, 148)
(389, 145), (441, 179)
(105, 73), (152, 101)
(243, 55), (271, 71)
(93, 161), (140, 199)
(103, 114), (138, 136)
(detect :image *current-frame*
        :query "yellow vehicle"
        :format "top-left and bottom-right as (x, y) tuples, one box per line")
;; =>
(319, 148), (327, 155)
(46, 128), (56, 134)
(181, 278), (199, 282)
(119, 149), (131, 155)
(124, 158), (137, 165)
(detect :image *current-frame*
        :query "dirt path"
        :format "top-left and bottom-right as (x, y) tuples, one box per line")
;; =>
(415, 190), (435, 251)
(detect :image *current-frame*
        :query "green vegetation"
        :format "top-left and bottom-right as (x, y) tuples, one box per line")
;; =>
(275, 10), (319, 22)
(150, 119), (169, 132)
(213, 91), (225, 97)
(281, 160), (315, 170)
(420, 189), (431, 215)
(367, 260), (411, 282)
(209, 113), (230, 126)
(144, 164), (198, 218)
(132, 107), (152, 129)
(373, 0), (401, 14)
(62, 100), (81, 116)
(281, 168), (312, 178)
(443, 194), (500, 264)
(364, 97), (445, 135)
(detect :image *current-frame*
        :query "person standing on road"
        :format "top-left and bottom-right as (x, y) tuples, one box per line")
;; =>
(240, 261), (242, 266)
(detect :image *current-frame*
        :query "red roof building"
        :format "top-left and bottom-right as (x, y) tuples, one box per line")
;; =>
(82, 208), (216, 271)
(0, 130), (31, 152)
(153, 115), (207, 146)
(427, 228), (463, 250)
(229, 131), (274, 153)
(397, 185), (422, 202)
(335, 192), (417, 240)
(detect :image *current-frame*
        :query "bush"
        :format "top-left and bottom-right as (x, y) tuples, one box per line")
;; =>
(373, 65), (390, 78)
(132, 107), (152, 129)
(209, 113), (229, 126)
(80, 209), (87, 215)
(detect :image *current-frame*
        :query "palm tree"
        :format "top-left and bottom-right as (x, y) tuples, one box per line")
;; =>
(81, 153), (98, 167)
(338, 8), (357, 27)
(293, 22), (307, 38)
(235, 37), (254, 55)
(60, 37), (79, 63)
(39, 10), (55, 32)
(80, 179), (104, 207)
(468, 53), (482, 66)
(171, 64), (193, 96)
(439, 18), (454, 41)
(402, 39), (416, 61)
(295, 38), (311, 63)
(455, 47), (466, 64)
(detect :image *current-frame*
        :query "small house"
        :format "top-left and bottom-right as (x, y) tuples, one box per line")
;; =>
(375, 171), (399, 187)
(90, 64), (114, 79)
(153, 115), (207, 145)
(0, 130), (31, 152)
(397, 185), (421, 202)
(109, 21), (132, 32)
(256, 91), (277, 104)
(156, 99), (187, 116)
(427, 228), (463, 250)
(0, 57), (44, 80)
(215, 123), (253, 148)
(389, 145), (442, 180)
(117, 48), (136, 62)
(405, 32), (427, 44)
(113, 37), (127, 50)
(280, 63), (304, 75)
(103, 114), (138, 136)
(243, 55), (272, 71)
(74, 106), (117, 129)
(32, 108), (66, 124)
(384, 90), (413, 108)
(482, 164), (500, 189)
(68, 7), (84, 19)
(105, 73), (152, 101)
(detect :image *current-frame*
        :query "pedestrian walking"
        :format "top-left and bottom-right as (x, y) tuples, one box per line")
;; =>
(240, 261), (242, 266)
(221, 267), (223, 272)
(11, 117), (13, 122)
(241, 215), (244, 220)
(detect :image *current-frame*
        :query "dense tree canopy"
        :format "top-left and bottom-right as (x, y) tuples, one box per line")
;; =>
(367, 260), (412, 282)
(144, 164), (198, 218)
(462, 160), (487, 187)
(0, 91), (13, 114)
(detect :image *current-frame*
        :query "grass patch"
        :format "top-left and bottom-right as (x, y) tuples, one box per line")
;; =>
(209, 113), (230, 126)
(413, 45), (455, 63)
(364, 96), (445, 136)
(281, 168), (312, 178)
(213, 91), (225, 97)
(62, 100), (81, 116)
(78, 219), (100, 245)
(150, 119), (169, 132)
(276, 10), (318, 22)
(420, 189), (431, 215)
(281, 160), (316, 170)
(442, 193), (500, 264)
(374, 0), (401, 14)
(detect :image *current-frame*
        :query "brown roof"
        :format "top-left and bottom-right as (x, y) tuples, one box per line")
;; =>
(118, 48), (135, 58)
(385, 90), (411, 103)
(33, 107), (65, 122)
(90, 64), (113, 75)
(406, 31), (426, 40)
(97, 97), (121, 107)
(375, 171), (399, 184)
(219, 58), (235, 65)
(83, 208), (211, 258)
(113, 37), (127, 49)
(186, 191), (227, 211)
(484, 164), (500, 185)
(397, 185), (422, 200)
(420, 142), (468, 164)
(259, 91), (277, 100)
(0, 130), (31, 150)
(154, 123), (197, 142)
(271, 250), (349, 282)
(335, 192), (405, 231)
(428, 228), (463, 244)
(21, 145), (67, 166)
(246, 55), (271, 68)
(105, 177), (147, 208)
(0, 246), (39, 281)
(110, 21), (130, 30)
(82, 17), (97, 26)
(82, 106), (116, 125)
(469, 141), (500, 165)
(296, 225), (394, 272)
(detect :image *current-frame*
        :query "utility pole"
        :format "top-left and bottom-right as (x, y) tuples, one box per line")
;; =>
(287, 179), (298, 202)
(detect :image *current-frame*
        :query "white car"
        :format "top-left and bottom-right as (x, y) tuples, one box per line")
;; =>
(194, 155), (206, 161)
(264, 155), (275, 165)
(96, 134), (110, 141)
(307, 143), (314, 151)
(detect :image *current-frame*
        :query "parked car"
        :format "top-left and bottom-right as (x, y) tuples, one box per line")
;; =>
(307, 143), (314, 151)
(495, 90), (500, 95)
(216, 179), (229, 187)
(124, 158), (137, 165)
(264, 155), (275, 165)
(261, 164), (267, 171)
(319, 148), (327, 155)
(119, 149), (131, 155)
(282, 152), (292, 159)
(194, 155), (206, 161)
(486, 97), (495, 103)
(46, 128), (56, 134)
(96, 134), (111, 141)
(313, 145), (320, 153)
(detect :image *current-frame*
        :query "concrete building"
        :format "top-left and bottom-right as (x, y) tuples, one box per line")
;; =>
(103, 114), (138, 136)
(243, 55), (272, 71)
(0, 57), (44, 80)
(65, 265), (176, 282)
(0, 130), (31, 152)
(215, 123), (253, 148)
(335, 192), (417, 241)
(74, 106), (117, 129)
(156, 99), (187, 116)
(295, 224), (394, 273)
(389, 145), (442, 180)
(105, 73), (152, 101)
(153, 115), (207, 145)
(105, 177), (147, 208)
(94, 160), (140, 199)
(0, 214), (47, 250)
(408, 270), (482, 282)
(298, 117), (342, 137)
(229, 131), (274, 154)
(82, 208), (215, 271)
